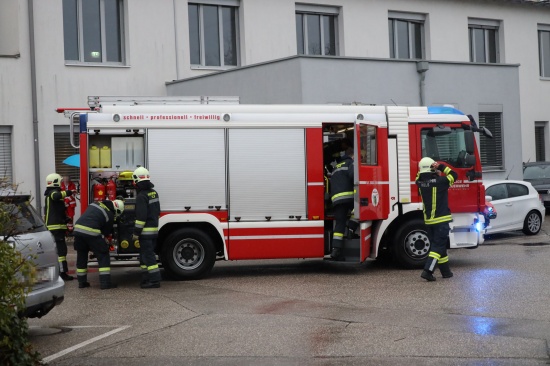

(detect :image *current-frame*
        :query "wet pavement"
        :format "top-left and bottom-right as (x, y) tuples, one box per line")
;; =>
(29, 221), (550, 365)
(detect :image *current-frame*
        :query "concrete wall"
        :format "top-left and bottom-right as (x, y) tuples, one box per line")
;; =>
(167, 56), (523, 180)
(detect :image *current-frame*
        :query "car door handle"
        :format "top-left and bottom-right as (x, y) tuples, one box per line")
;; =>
(505, 203), (513, 206)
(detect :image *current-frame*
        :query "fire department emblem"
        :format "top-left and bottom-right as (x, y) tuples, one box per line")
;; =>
(372, 188), (379, 207)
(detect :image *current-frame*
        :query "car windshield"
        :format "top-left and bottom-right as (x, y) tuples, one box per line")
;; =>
(0, 197), (46, 236)
(523, 165), (550, 180)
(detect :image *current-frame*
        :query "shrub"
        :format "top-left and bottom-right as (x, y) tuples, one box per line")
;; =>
(0, 183), (42, 366)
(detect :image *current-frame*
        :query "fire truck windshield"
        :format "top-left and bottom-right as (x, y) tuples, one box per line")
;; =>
(421, 128), (474, 168)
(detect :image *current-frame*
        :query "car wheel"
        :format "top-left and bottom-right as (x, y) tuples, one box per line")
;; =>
(161, 228), (216, 280)
(393, 218), (430, 269)
(522, 210), (542, 235)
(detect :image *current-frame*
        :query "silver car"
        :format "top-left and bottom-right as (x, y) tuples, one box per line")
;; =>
(1, 191), (65, 318)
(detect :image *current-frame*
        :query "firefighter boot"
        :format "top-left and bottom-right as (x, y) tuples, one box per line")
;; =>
(59, 260), (74, 281)
(421, 270), (436, 282)
(439, 262), (454, 278)
(77, 274), (90, 289)
(99, 274), (118, 290)
(330, 240), (344, 260)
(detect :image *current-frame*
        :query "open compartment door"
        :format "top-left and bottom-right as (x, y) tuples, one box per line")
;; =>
(353, 120), (390, 261)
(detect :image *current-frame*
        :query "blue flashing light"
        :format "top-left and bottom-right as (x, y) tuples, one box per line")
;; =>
(427, 106), (465, 115)
(475, 221), (484, 233)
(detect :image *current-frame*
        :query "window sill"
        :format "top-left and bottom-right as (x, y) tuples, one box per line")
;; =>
(190, 65), (238, 71)
(482, 168), (506, 173)
(540, 77), (550, 81)
(65, 62), (130, 68)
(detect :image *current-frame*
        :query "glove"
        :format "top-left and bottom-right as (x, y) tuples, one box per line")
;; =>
(66, 190), (73, 197)
(132, 234), (139, 242)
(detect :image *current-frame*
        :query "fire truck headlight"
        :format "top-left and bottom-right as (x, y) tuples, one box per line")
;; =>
(475, 221), (484, 233)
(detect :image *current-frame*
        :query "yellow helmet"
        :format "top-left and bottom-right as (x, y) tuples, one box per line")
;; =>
(46, 173), (63, 187)
(132, 167), (150, 183)
(418, 157), (436, 174)
(113, 199), (125, 217)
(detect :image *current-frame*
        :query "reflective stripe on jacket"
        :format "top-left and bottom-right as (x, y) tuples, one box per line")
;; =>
(134, 186), (160, 238)
(330, 155), (354, 205)
(415, 164), (458, 225)
(74, 201), (115, 237)
(44, 188), (68, 231)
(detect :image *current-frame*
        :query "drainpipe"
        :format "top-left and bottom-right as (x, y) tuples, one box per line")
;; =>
(416, 61), (429, 106)
(28, 0), (41, 211)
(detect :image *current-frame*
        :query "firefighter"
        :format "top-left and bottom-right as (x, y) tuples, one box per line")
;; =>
(61, 175), (77, 234)
(415, 157), (458, 281)
(329, 147), (354, 260)
(73, 199), (124, 289)
(44, 173), (74, 281)
(131, 167), (161, 288)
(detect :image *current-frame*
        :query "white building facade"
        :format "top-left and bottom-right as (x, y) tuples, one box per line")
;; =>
(1, 0), (550, 207)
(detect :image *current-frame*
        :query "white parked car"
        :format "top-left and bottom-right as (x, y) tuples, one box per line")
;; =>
(484, 180), (545, 235)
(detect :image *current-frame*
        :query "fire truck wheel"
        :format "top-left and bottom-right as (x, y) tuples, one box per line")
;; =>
(161, 228), (216, 280)
(522, 210), (542, 235)
(393, 219), (430, 269)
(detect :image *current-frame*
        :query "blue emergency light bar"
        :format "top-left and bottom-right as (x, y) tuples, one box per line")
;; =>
(427, 106), (464, 115)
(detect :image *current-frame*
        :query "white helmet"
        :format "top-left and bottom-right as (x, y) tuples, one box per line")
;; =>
(132, 167), (150, 183)
(46, 173), (63, 187)
(418, 157), (436, 174)
(113, 199), (124, 217)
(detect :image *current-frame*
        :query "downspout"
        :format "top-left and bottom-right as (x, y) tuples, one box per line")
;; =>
(28, 0), (41, 211)
(173, 0), (180, 80)
(416, 61), (429, 106)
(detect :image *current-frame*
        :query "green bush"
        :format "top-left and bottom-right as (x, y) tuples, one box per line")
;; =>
(0, 188), (42, 365)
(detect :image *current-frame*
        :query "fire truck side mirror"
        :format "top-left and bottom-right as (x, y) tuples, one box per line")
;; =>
(464, 130), (475, 155)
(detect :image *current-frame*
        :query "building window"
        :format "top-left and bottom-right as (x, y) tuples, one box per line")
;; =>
(538, 25), (550, 77)
(535, 122), (546, 162)
(188, 3), (239, 68)
(388, 12), (425, 59)
(54, 127), (79, 182)
(295, 6), (338, 56)
(0, 127), (13, 183)
(62, 0), (124, 64)
(479, 112), (503, 169)
(468, 19), (500, 63)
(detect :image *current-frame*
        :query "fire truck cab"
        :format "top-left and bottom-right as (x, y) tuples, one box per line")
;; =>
(66, 98), (488, 280)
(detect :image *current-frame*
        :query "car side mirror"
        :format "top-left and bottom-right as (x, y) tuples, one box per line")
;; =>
(464, 131), (475, 154)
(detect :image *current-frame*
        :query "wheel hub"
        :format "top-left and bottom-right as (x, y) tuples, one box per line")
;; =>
(405, 231), (430, 258)
(173, 238), (205, 270)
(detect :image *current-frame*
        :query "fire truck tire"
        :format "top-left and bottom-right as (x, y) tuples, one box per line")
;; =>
(161, 228), (216, 280)
(392, 219), (430, 269)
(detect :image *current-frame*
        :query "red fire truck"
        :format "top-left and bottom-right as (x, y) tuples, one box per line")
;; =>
(63, 97), (490, 280)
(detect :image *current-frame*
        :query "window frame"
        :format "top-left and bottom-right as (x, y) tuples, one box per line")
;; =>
(63, 0), (126, 66)
(468, 25), (499, 63)
(188, 2), (240, 69)
(478, 111), (504, 170)
(295, 6), (340, 57)
(0, 126), (13, 183)
(535, 121), (547, 162)
(388, 12), (425, 60)
(538, 24), (550, 78)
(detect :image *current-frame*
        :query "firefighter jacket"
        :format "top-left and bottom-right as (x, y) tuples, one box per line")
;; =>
(330, 155), (354, 205)
(44, 187), (72, 231)
(74, 200), (115, 237)
(134, 181), (160, 238)
(415, 164), (458, 225)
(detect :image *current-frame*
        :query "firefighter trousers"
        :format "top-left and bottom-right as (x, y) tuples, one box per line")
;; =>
(424, 222), (452, 276)
(139, 237), (161, 284)
(74, 235), (112, 288)
(51, 230), (69, 273)
(332, 200), (354, 250)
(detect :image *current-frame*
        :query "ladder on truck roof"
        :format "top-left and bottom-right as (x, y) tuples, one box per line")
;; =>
(87, 96), (240, 109)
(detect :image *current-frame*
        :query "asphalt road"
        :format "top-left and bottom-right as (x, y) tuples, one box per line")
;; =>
(29, 221), (550, 365)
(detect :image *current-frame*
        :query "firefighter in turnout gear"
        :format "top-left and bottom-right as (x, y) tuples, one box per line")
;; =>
(73, 200), (124, 289)
(329, 147), (354, 260)
(132, 167), (162, 288)
(415, 157), (458, 281)
(44, 173), (74, 281)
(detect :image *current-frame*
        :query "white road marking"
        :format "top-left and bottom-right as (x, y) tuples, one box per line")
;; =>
(42, 325), (130, 363)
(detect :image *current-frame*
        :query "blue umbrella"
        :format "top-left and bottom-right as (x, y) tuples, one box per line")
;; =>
(62, 154), (80, 168)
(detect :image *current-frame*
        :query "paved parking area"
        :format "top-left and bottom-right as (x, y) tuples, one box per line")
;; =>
(29, 222), (550, 365)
